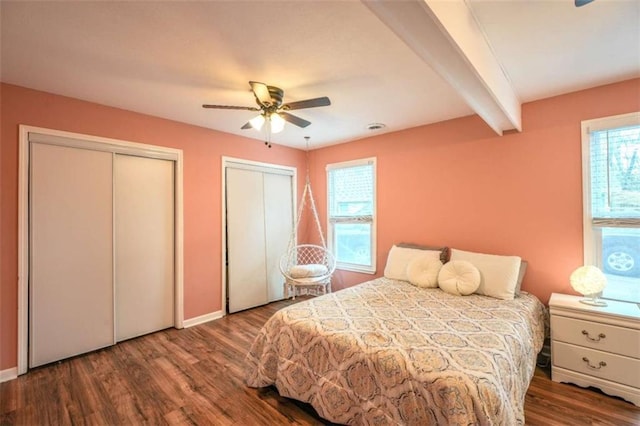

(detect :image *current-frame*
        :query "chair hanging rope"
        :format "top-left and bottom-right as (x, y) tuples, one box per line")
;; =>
(288, 170), (326, 251)
(288, 137), (325, 249)
(280, 137), (335, 299)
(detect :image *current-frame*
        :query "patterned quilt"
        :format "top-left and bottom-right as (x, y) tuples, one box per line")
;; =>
(245, 278), (547, 425)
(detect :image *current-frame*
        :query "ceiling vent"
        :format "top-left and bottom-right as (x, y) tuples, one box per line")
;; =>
(366, 123), (386, 131)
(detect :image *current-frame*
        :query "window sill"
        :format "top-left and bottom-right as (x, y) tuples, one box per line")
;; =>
(336, 263), (376, 275)
(603, 274), (640, 304)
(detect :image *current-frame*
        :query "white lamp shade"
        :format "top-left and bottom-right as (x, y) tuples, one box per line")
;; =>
(249, 114), (265, 131)
(570, 265), (607, 296)
(270, 112), (285, 133)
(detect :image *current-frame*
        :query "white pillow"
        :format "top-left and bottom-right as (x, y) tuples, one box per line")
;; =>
(289, 264), (328, 279)
(407, 256), (443, 288)
(384, 245), (441, 281)
(437, 260), (481, 296)
(450, 248), (521, 300)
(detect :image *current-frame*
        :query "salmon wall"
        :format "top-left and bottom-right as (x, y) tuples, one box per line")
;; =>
(2, 79), (639, 372)
(308, 79), (640, 305)
(0, 83), (308, 371)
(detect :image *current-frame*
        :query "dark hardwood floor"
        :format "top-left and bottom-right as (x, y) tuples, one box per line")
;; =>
(1, 296), (639, 425)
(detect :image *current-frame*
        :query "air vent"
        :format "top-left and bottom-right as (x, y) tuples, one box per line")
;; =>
(366, 123), (386, 131)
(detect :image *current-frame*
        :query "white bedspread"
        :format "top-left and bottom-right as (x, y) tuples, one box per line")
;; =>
(246, 278), (546, 425)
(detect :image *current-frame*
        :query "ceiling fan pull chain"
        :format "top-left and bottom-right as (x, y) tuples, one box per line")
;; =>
(264, 123), (272, 148)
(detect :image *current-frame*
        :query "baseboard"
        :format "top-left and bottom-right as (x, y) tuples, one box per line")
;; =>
(0, 367), (18, 383)
(183, 310), (224, 328)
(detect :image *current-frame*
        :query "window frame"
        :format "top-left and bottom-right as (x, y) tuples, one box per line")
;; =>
(326, 157), (377, 274)
(581, 111), (640, 302)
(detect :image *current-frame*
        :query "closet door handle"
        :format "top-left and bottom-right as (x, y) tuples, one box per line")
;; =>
(582, 330), (605, 342)
(582, 357), (606, 370)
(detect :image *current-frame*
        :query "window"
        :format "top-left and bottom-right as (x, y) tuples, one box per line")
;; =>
(582, 112), (640, 303)
(327, 158), (376, 273)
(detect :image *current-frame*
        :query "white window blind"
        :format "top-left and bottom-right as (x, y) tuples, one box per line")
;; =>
(589, 125), (640, 227)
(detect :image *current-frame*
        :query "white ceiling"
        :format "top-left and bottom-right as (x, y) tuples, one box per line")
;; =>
(1, 0), (638, 149)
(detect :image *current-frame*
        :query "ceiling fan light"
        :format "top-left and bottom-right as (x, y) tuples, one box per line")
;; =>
(249, 114), (265, 130)
(270, 112), (286, 133)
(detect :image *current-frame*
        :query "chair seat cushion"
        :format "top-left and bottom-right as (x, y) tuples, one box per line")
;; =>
(289, 264), (329, 279)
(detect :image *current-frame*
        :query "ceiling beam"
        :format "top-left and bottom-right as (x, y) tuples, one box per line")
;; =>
(363, 0), (521, 135)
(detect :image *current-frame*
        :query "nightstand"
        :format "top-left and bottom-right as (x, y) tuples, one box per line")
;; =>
(549, 293), (640, 406)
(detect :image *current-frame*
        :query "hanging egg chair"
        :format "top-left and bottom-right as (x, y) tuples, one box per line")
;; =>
(280, 244), (336, 299)
(280, 137), (336, 299)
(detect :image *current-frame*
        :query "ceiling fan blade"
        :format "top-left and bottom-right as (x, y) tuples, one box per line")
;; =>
(202, 104), (260, 111)
(280, 112), (311, 128)
(241, 121), (253, 130)
(249, 81), (273, 107)
(575, 0), (595, 6)
(283, 96), (331, 111)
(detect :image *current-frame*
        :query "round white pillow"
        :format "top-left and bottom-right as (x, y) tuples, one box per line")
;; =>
(438, 260), (481, 296)
(407, 256), (443, 288)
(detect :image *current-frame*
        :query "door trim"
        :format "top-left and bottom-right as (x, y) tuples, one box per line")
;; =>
(221, 156), (296, 315)
(18, 125), (184, 375)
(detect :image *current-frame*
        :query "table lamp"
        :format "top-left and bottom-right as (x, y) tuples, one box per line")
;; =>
(570, 265), (608, 307)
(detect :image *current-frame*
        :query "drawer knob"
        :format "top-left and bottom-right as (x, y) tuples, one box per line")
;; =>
(582, 357), (607, 370)
(581, 330), (606, 342)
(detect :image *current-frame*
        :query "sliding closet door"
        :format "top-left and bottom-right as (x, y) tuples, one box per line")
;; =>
(115, 154), (175, 341)
(226, 168), (268, 313)
(263, 173), (293, 302)
(29, 143), (114, 367)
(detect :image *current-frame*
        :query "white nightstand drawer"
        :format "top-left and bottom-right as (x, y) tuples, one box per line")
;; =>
(553, 341), (640, 388)
(551, 315), (640, 359)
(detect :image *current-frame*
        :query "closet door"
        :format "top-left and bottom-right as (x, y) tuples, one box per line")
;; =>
(115, 154), (175, 341)
(226, 168), (268, 313)
(29, 143), (114, 367)
(263, 173), (293, 302)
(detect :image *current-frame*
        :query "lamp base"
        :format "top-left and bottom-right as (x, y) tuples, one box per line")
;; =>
(579, 297), (608, 307)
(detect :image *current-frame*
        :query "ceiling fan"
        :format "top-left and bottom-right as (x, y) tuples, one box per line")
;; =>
(203, 81), (331, 133)
(575, 0), (595, 6)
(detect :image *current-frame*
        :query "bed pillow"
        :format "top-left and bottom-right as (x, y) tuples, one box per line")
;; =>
(289, 264), (328, 279)
(397, 242), (450, 264)
(450, 248), (521, 300)
(407, 256), (443, 288)
(437, 260), (481, 296)
(384, 245), (441, 281)
(515, 261), (528, 294)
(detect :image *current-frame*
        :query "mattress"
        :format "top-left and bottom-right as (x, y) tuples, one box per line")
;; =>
(245, 277), (546, 425)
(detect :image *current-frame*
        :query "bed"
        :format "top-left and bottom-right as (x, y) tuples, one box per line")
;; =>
(245, 277), (546, 425)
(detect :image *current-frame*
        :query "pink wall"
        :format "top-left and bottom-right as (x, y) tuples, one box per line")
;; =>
(309, 79), (640, 305)
(2, 79), (639, 372)
(0, 83), (308, 371)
